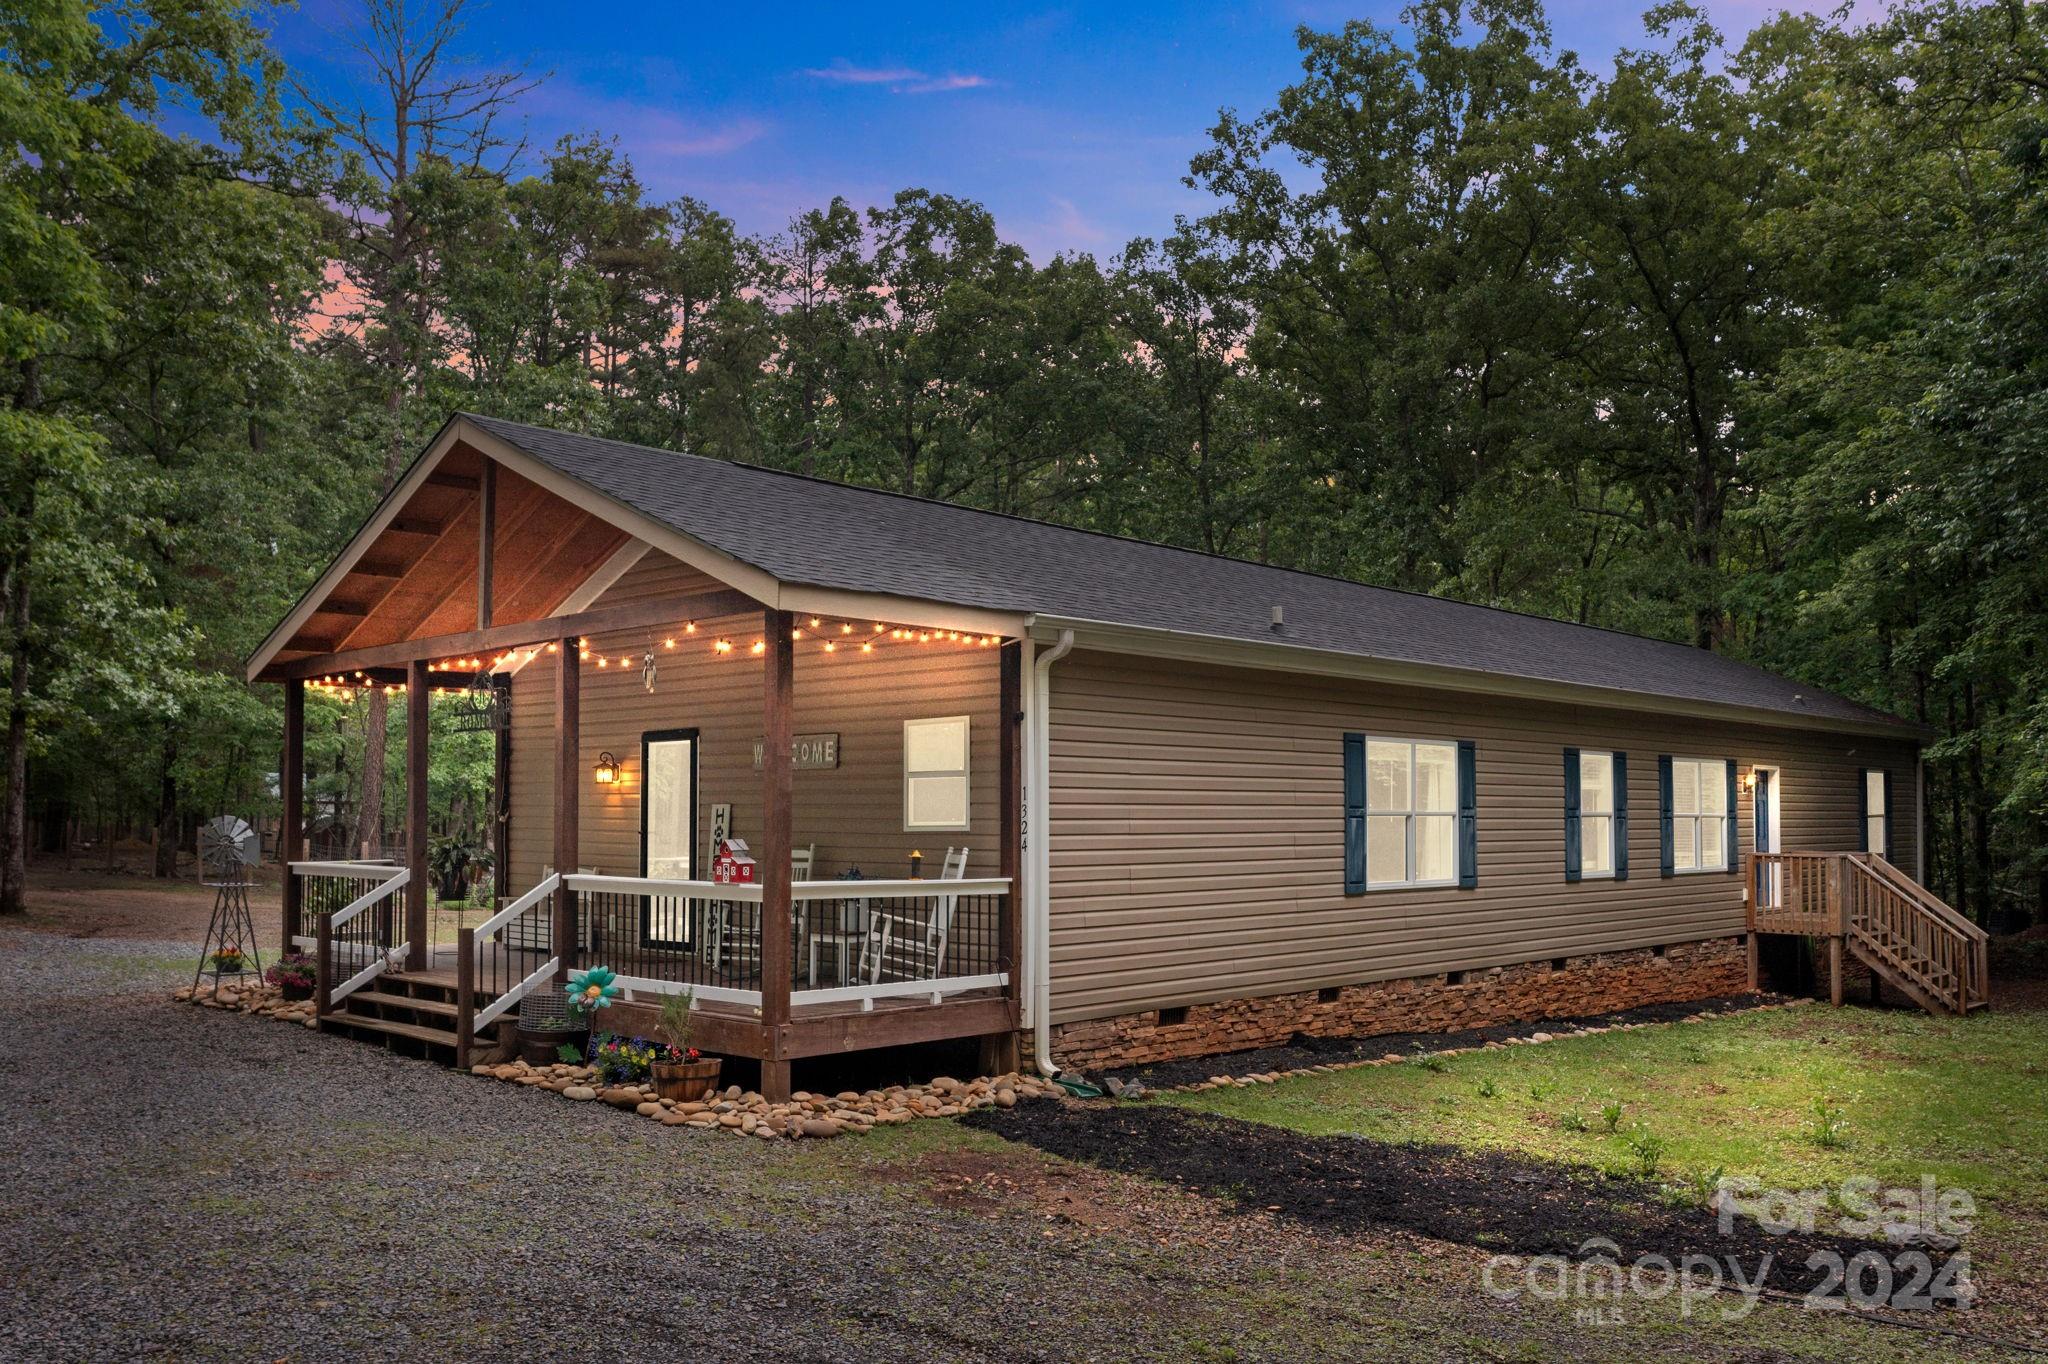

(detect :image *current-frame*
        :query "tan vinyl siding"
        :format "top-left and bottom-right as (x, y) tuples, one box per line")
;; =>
(1047, 649), (1918, 1025)
(504, 552), (1001, 890)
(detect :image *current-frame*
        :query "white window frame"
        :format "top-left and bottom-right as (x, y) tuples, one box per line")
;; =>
(1670, 756), (1728, 874)
(1865, 770), (1888, 861)
(903, 715), (971, 833)
(1364, 736), (1460, 891)
(1579, 749), (1616, 880)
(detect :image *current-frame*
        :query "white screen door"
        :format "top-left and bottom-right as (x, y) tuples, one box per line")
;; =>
(643, 732), (696, 946)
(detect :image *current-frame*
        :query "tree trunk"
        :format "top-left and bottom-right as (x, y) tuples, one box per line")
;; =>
(357, 690), (387, 857)
(152, 738), (179, 878)
(0, 545), (30, 916)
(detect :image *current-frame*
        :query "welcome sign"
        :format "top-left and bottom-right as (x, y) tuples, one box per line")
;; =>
(751, 733), (841, 770)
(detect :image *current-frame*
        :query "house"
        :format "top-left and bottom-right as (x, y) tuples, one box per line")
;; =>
(246, 413), (1988, 1099)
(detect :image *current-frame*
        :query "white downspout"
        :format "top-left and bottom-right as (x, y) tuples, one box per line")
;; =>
(1030, 628), (1076, 1077)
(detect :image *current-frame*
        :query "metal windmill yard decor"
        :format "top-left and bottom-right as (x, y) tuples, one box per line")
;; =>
(193, 815), (263, 994)
(447, 667), (508, 733)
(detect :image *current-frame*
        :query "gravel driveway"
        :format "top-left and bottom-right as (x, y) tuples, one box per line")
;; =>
(0, 925), (1401, 1363)
(5, 916), (2009, 1364)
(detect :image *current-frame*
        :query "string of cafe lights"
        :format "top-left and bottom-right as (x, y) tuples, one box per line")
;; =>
(305, 617), (1003, 697)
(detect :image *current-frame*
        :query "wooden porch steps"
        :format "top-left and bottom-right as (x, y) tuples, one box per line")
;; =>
(346, 988), (459, 1018)
(321, 1012), (462, 1051)
(319, 967), (475, 1062)
(1747, 851), (1990, 1016)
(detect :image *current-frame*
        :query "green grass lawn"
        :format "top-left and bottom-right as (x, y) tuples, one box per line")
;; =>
(1167, 1001), (2048, 1229)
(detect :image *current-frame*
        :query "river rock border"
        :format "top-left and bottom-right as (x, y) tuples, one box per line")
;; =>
(170, 981), (1062, 1139)
(176, 980), (319, 1026)
(467, 1060), (1061, 1140)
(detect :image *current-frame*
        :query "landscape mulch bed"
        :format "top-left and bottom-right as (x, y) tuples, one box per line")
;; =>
(964, 1102), (1890, 1297)
(1094, 991), (1787, 1091)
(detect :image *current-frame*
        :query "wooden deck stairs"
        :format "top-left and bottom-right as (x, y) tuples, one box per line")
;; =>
(1747, 851), (1989, 1016)
(319, 970), (481, 1063)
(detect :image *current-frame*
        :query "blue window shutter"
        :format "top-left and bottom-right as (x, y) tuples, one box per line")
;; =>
(1725, 760), (1739, 874)
(1562, 748), (1582, 883)
(1882, 770), (1896, 862)
(1857, 768), (1870, 852)
(1658, 755), (1675, 878)
(1457, 739), (1478, 889)
(1343, 733), (1366, 894)
(1613, 752), (1630, 881)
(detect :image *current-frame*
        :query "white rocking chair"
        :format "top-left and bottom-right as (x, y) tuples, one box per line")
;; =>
(857, 846), (967, 984)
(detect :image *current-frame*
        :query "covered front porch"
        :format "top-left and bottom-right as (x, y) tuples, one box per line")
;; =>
(261, 425), (1026, 1099)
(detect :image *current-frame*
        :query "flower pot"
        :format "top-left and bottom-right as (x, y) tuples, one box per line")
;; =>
(651, 1057), (721, 1103)
(277, 979), (315, 1002)
(517, 1024), (587, 1068)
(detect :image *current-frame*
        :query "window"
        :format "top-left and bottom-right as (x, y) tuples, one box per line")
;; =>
(1865, 770), (1888, 861)
(1670, 757), (1728, 872)
(1579, 751), (1616, 878)
(904, 716), (970, 831)
(1365, 738), (1460, 887)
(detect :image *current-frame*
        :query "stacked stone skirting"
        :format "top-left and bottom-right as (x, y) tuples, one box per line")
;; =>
(1050, 936), (1750, 1072)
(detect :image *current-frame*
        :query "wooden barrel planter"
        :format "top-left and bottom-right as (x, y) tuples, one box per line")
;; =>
(651, 1056), (722, 1102)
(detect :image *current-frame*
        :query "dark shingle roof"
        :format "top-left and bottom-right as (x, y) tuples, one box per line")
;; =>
(465, 413), (1914, 734)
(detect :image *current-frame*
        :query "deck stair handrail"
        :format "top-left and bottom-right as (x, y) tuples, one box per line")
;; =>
(455, 872), (562, 1066)
(313, 867), (409, 1015)
(1843, 853), (1988, 1016)
(1747, 850), (1988, 1016)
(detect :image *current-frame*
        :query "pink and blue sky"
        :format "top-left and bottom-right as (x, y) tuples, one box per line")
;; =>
(273, 0), (1824, 261)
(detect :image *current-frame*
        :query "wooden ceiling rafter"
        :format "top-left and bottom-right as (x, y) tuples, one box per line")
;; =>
(391, 467), (563, 642)
(285, 486), (477, 657)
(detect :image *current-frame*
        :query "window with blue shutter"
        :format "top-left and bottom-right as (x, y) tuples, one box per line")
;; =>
(1343, 733), (1366, 894)
(1862, 768), (1895, 862)
(1724, 759), (1739, 874)
(1658, 755), (1675, 877)
(1563, 747), (1582, 883)
(1613, 752), (1630, 881)
(1457, 739), (1478, 889)
(1882, 769), (1896, 862)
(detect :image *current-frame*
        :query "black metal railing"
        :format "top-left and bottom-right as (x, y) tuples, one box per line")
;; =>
(789, 888), (1006, 995)
(572, 887), (763, 996)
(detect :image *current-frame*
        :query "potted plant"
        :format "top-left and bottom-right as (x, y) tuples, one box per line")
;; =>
(266, 951), (317, 1000)
(208, 944), (249, 973)
(650, 990), (720, 1101)
(514, 969), (615, 1066)
(429, 835), (492, 903)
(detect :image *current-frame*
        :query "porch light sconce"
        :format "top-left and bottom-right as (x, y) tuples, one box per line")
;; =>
(1742, 769), (1757, 789)
(593, 752), (620, 786)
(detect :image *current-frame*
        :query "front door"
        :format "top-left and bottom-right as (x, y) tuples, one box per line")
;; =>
(641, 729), (698, 947)
(1752, 766), (1779, 907)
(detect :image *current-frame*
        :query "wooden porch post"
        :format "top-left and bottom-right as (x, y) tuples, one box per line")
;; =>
(553, 635), (579, 980)
(493, 675), (511, 903)
(405, 659), (429, 968)
(759, 608), (794, 1102)
(984, 640), (1024, 1075)
(280, 678), (305, 952)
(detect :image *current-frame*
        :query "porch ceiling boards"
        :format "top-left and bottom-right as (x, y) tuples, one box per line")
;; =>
(271, 445), (631, 669)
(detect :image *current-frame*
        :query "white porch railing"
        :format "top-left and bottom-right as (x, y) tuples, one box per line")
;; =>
(445, 872), (1012, 1063)
(557, 874), (1011, 1012)
(306, 865), (410, 1011)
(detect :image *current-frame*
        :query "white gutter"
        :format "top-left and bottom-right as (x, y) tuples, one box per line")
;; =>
(1028, 627), (1075, 1077)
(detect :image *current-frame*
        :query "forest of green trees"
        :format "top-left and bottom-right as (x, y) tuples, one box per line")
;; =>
(2, 0), (2043, 927)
